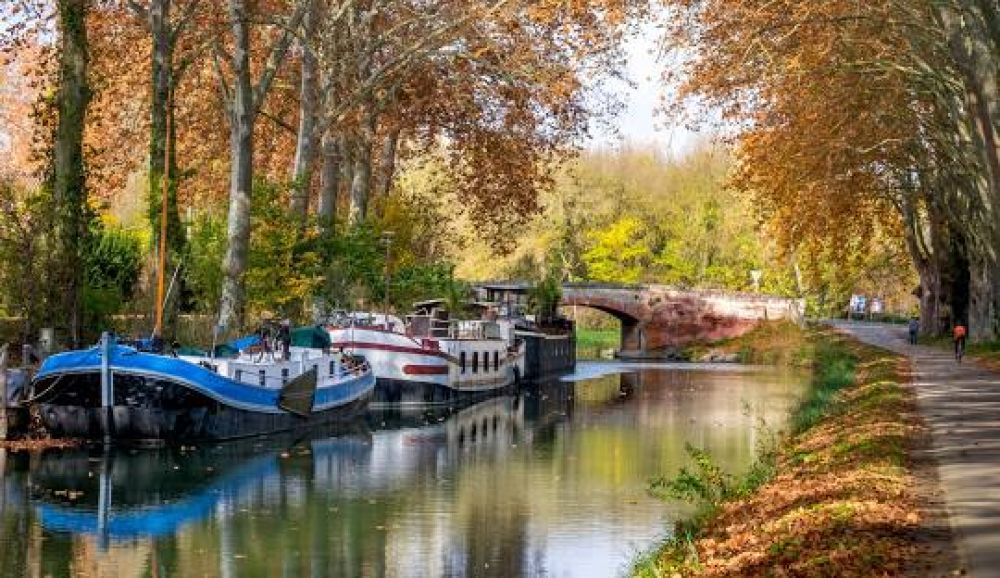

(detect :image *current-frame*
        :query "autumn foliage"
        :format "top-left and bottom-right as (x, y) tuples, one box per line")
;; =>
(660, 0), (1000, 339)
(0, 0), (647, 335)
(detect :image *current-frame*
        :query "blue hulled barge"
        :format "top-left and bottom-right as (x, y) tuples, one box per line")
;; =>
(30, 334), (374, 442)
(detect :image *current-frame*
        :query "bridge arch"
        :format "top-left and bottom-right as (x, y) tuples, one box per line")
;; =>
(559, 288), (648, 352)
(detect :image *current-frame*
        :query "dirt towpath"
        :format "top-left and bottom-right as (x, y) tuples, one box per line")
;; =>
(833, 321), (1000, 577)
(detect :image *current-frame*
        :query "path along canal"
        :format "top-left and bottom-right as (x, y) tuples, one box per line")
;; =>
(0, 361), (806, 577)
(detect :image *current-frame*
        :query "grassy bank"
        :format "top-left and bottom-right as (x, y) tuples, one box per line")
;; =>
(577, 328), (619, 359)
(684, 320), (815, 366)
(635, 326), (952, 576)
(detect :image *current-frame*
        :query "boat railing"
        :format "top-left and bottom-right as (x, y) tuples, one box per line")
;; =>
(228, 356), (371, 389)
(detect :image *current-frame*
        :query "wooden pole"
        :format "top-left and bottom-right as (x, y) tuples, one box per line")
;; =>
(153, 92), (172, 339)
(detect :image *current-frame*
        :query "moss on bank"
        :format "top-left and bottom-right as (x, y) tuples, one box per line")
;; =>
(635, 326), (950, 577)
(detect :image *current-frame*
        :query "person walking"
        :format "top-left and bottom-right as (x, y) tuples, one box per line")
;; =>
(278, 319), (292, 361)
(908, 317), (920, 345)
(953, 322), (967, 362)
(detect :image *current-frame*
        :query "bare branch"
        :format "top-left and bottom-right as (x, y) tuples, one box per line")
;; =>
(252, 0), (309, 114)
(211, 41), (233, 109)
(125, 0), (149, 21)
(317, 0), (513, 132)
(258, 107), (298, 136)
(170, 0), (201, 43)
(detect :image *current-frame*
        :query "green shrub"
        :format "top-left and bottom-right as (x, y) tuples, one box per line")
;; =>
(184, 212), (227, 314)
(81, 224), (145, 334)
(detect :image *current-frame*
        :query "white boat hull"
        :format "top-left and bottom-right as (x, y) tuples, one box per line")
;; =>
(326, 327), (523, 406)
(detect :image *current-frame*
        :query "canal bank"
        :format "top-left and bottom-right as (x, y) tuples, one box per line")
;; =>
(634, 324), (960, 576)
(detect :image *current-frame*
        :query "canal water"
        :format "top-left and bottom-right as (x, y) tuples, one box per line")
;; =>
(0, 362), (805, 577)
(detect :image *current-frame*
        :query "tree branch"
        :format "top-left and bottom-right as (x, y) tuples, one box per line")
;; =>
(258, 107), (298, 136)
(125, 0), (149, 21)
(170, 0), (201, 44)
(317, 0), (512, 132)
(211, 41), (233, 109)
(252, 0), (309, 114)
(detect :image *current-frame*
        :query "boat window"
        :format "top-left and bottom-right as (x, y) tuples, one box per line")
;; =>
(494, 351), (499, 371)
(235, 369), (242, 383)
(259, 369), (266, 387)
(329, 360), (336, 376)
(281, 368), (289, 384)
(460, 352), (466, 373)
(313, 364), (318, 375)
(472, 352), (478, 373)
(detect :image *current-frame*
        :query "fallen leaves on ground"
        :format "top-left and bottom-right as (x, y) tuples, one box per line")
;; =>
(0, 437), (81, 451)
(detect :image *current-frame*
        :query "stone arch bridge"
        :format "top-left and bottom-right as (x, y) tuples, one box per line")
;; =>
(475, 283), (805, 355)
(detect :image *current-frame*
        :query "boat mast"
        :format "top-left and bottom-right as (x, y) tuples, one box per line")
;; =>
(381, 230), (394, 328)
(153, 90), (172, 340)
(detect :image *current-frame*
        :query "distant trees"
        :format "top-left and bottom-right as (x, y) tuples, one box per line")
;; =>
(583, 217), (654, 284)
(448, 145), (915, 315)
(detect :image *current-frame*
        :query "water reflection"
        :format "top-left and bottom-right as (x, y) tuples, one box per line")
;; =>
(0, 363), (804, 577)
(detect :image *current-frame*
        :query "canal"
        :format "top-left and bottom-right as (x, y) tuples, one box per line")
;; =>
(0, 361), (805, 577)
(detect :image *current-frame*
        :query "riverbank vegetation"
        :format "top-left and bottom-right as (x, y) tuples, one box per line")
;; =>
(683, 321), (814, 366)
(635, 327), (955, 576)
(455, 147), (914, 318)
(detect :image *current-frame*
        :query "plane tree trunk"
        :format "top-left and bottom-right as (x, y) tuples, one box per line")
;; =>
(52, 0), (91, 347)
(348, 104), (376, 224)
(218, 0), (255, 331)
(216, 0), (306, 330)
(317, 131), (340, 230)
(374, 127), (400, 198)
(289, 0), (318, 220)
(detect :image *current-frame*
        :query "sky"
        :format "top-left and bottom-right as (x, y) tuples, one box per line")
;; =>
(591, 24), (706, 158)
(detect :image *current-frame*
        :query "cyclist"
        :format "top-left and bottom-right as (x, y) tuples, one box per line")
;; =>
(954, 322), (967, 362)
